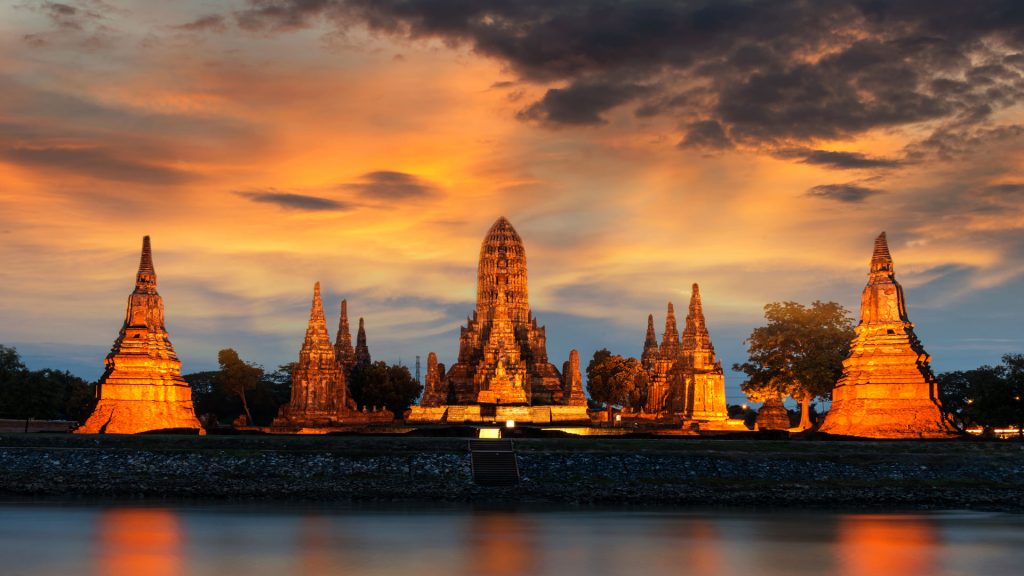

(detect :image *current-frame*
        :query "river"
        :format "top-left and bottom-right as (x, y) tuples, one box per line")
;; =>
(0, 502), (1021, 575)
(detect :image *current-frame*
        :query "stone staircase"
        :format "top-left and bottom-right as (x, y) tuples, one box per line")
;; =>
(469, 439), (520, 486)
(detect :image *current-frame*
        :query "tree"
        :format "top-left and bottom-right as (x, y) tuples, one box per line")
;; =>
(348, 361), (422, 415)
(733, 301), (854, 430)
(586, 349), (649, 423)
(0, 346), (95, 428)
(940, 354), (1024, 437)
(215, 349), (263, 425)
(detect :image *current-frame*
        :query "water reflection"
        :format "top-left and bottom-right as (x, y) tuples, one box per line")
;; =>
(465, 513), (539, 576)
(96, 508), (182, 576)
(0, 504), (1017, 576)
(836, 515), (937, 576)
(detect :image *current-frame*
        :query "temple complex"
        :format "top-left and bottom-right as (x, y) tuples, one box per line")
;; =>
(408, 217), (589, 424)
(77, 237), (204, 434)
(639, 284), (732, 428)
(819, 233), (954, 438)
(273, 283), (391, 428)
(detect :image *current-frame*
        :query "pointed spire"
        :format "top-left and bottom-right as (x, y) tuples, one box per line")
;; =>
(135, 235), (157, 290)
(661, 302), (679, 355)
(355, 317), (371, 365)
(681, 282), (717, 368)
(309, 282), (325, 325)
(334, 299), (355, 369)
(644, 314), (658, 349)
(871, 231), (893, 273)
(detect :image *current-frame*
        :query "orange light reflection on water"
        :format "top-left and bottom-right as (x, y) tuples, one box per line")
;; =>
(96, 508), (182, 576)
(836, 515), (938, 576)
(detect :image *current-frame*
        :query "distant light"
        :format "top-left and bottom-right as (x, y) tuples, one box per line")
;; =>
(741, 404), (748, 411)
(615, 415), (622, 422)
(966, 399), (974, 404)
(478, 428), (501, 439)
(505, 419), (516, 429)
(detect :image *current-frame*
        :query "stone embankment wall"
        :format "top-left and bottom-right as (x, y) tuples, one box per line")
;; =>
(1, 435), (1022, 509)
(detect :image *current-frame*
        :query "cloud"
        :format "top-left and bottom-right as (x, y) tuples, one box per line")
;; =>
(806, 183), (882, 203)
(339, 171), (438, 200)
(679, 120), (732, 150)
(775, 148), (903, 169)
(517, 81), (651, 126)
(174, 15), (228, 33)
(0, 146), (195, 185)
(236, 189), (353, 211)
(231, 0), (1024, 143)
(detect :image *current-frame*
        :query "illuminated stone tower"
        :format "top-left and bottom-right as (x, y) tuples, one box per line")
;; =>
(273, 282), (354, 426)
(442, 217), (564, 405)
(674, 283), (727, 420)
(641, 284), (727, 424)
(77, 236), (204, 434)
(820, 232), (954, 438)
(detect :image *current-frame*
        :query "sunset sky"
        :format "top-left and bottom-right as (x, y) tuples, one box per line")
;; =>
(2, 1), (1022, 404)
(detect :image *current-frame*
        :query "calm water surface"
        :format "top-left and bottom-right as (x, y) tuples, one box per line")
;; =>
(0, 502), (1022, 576)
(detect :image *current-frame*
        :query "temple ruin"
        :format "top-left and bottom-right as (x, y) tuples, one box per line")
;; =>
(77, 237), (204, 434)
(272, 283), (391, 428)
(639, 284), (734, 428)
(819, 232), (955, 438)
(408, 217), (589, 424)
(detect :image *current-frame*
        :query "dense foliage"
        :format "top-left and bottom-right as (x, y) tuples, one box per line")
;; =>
(586, 349), (649, 418)
(939, 354), (1024, 436)
(0, 345), (95, 425)
(733, 301), (854, 429)
(348, 361), (423, 416)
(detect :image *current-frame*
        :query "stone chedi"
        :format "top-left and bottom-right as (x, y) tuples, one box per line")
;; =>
(77, 237), (204, 434)
(819, 233), (954, 438)
(334, 299), (356, 376)
(273, 283), (391, 427)
(409, 217), (588, 423)
(755, 396), (791, 430)
(641, 284), (729, 424)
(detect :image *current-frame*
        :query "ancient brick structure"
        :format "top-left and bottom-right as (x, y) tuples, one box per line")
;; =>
(562, 349), (587, 407)
(641, 284), (728, 424)
(355, 317), (371, 367)
(334, 299), (356, 376)
(273, 283), (391, 427)
(409, 217), (588, 423)
(819, 233), (954, 438)
(755, 396), (791, 430)
(77, 237), (204, 434)
(419, 352), (448, 406)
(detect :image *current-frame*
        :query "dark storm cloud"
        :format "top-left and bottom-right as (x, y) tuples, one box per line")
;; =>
(339, 171), (438, 200)
(679, 120), (732, 150)
(806, 183), (882, 203)
(517, 81), (650, 125)
(0, 146), (195, 185)
(233, 0), (1024, 148)
(236, 189), (353, 211)
(775, 148), (903, 169)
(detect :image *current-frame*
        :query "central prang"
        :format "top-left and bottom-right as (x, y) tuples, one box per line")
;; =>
(411, 217), (588, 424)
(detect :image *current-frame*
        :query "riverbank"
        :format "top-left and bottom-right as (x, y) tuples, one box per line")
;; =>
(2, 434), (1022, 510)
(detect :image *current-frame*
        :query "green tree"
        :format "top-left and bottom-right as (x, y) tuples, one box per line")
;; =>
(586, 349), (648, 423)
(940, 354), (1024, 437)
(348, 361), (422, 415)
(0, 346), (95, 428)
(215, 349), (263, 425)
(734, 301), (854, 430)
